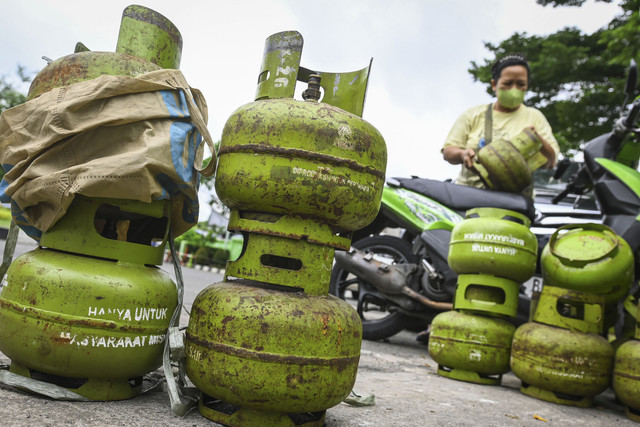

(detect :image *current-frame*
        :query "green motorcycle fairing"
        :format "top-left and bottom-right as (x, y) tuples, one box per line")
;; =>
(381, 185), (463, 233)
(596, 158), (640, 206)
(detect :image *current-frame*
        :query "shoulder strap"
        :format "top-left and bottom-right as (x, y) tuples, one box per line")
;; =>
(484, 103), (493, 145)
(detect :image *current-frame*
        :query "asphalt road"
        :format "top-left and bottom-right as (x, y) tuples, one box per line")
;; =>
(0, 230), (636, 426)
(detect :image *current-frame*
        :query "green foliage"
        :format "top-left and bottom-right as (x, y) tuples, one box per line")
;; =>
(0, 66), (30, 183)
(535, 0), (612, 6)
(193, 246), (210, 265)
(173, 223), (233, 267)
(470, 0), (639, 156)
(191, 244), (229, 267)
(0, 206), (11, 221)
(174, 226), (201, 245)
(0, 66), (30, 114)
(210, 248), (230, 267)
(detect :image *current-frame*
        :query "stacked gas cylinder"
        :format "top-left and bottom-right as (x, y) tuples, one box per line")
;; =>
(614, 298), (640, 421)
(512, 224), (633, 407)
(427, 179), (636, 414)
(183, 31), (387, 426)
(0, 6), (184, 400)
(428, 207), (538, 384)
(426, 127), (544, 384)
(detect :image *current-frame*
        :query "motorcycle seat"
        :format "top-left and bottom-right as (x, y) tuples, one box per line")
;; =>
(392, 177), (535, 221)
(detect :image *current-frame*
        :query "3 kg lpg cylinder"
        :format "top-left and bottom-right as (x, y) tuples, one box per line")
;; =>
(186, 280), (362, 414)
(448, 207), (537, 318)
(511, 286), (613, 407)
(541, 223), (633, 328)
(0, 197), (177, 400)
(428, 310), (516, 385)
(613, 302), (640, 421)
(448, 207), (537, 283)
(472, 128), (547, 194)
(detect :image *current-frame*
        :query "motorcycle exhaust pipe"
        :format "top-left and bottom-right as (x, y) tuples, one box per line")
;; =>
(334, 249), (453, 311)
(400, 286), (453, 311)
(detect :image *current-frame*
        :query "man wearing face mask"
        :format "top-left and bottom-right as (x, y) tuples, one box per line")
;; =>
(441, 54), (559, 190)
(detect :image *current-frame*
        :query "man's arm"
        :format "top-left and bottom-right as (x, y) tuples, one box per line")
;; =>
(443, 145), (476, 169)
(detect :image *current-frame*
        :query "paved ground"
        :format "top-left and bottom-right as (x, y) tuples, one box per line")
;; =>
(0, 231), (636, 426)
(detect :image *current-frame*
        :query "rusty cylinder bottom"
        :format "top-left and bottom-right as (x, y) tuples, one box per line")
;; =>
(8, 361), (143, 401)
(625, 405), (640, 423)
(520, 383), (593, 408)
(199, 392), (326, 427)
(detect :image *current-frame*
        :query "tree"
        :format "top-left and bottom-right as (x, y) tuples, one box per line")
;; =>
(469, 0), (639, 156)
(0, 66), (29, 114)
(0, 65), (31, 181)
(536, 0), (612, 6)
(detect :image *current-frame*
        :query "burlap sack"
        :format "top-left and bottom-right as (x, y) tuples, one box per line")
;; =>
(0, 69), (215, 241)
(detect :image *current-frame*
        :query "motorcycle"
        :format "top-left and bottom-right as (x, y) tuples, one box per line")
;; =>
(331, 177), (559, 341)
(331, 61), (640, 342)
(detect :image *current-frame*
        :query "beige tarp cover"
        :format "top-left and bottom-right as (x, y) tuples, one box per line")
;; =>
(0, 69), (215, 240)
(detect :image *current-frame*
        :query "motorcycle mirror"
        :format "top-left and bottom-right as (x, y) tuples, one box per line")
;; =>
(625, 59), (637, 95)
(622, 59), (638, 109)
(553, 157), (572, 180)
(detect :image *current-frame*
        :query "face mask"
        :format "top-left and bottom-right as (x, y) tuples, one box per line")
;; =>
(497, 88), (525, 109)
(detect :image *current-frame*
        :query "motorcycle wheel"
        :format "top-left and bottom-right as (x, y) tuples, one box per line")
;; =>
(330, 235), (420, 341)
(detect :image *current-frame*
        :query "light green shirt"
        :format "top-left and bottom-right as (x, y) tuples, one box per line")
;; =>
(442, 103), (559, 188)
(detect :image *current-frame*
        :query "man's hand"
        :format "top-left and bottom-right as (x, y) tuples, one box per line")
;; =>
(461, 148), (476, 169)
(527, 126), (557, 169)
(443, 145), (476, 168)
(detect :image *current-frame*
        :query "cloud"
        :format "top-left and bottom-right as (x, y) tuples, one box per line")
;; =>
(0, 0), (622, 222)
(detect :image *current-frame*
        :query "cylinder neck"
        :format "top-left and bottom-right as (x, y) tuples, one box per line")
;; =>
(223, 210), (351, 296)
(116, 5), (183, 69)
(40, 196), (170, 265)
(302, 74), (322, 102)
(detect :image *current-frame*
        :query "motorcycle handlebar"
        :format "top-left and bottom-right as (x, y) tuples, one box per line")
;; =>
(551, 164), (590, 204)
(551, 185), (574, 205)
(624, 98), (640, 130)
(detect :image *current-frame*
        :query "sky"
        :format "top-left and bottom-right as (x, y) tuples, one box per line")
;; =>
(0, 0), (623, 220)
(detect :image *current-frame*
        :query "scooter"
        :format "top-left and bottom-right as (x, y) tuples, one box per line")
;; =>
(332, 61), (640, 342)
(331, 175), (601, 341)
(331, 178), (543, 341)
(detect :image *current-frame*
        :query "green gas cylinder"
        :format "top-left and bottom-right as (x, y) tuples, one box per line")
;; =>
(0, 197), (177, 400)
(215, 31), (385, 234)
(614, 339), (640, 421)
(216, 98), (386, 233)
(448, 208), (537, 283)
(28, 5), (179, 99)
(541, 223), (634, 328)
(186, 280), (361, 414)
(0, 5), (185, 402)
(448, 207), (537, 318)
(511, 286), (613, 407)
(472, 128), (547, 194)
(613, 302), (640, 421)
(185, 31), (385, 426)
(429, 207), (537, 385)
(428, 310), (515, 385)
